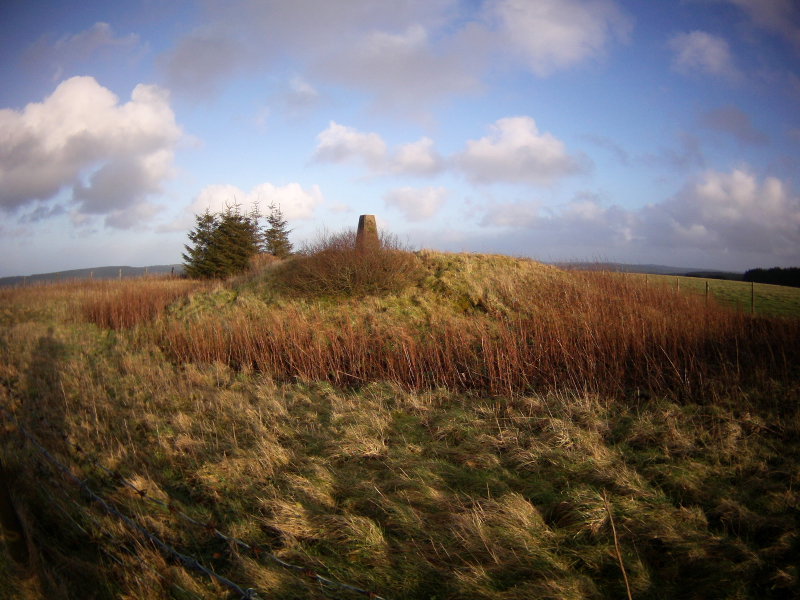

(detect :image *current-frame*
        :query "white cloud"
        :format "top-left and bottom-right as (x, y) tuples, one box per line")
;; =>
(391, 137), (445, 176)
(488, 0), (632, 76)
(455, 116), (587, 185)
(668, 31), (742, 82)
(642, 168), (800, 254)
(0, 76), (181, 228)
(383, 186), (449, 221)
(312, 122), (444, 176)
(475, 168), (800, 260)
(313, 121), (387, 171)
(165, 181), (324, 232)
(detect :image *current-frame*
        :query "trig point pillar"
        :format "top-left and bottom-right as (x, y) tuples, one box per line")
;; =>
(356, 215), (379, 252)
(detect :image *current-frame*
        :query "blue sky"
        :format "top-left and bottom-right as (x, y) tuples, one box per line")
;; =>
(1, 0), (799, 276)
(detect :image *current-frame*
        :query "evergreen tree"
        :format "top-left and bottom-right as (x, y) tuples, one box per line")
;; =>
(263, 202), (293, 258)
(182, 204), (261, 278)
(182, 209), (218, 278)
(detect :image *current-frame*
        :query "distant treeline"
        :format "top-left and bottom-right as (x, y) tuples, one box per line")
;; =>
(743, 267), (800, 288)
(684, 271), (743, 281)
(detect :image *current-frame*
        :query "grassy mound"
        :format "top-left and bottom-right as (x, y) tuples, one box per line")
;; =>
(0, 253), (799, 599)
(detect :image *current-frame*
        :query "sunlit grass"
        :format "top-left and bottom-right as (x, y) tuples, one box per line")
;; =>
(1, 252), (798, 599)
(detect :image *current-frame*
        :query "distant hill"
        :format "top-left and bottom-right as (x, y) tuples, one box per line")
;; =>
(555, 261), (743, 279)
(0, 264), (184, 288)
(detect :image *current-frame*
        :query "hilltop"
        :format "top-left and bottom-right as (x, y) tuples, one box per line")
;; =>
(1, 250), (799, 599)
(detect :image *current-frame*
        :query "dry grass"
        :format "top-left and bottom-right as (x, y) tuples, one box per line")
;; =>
(273, 228), (420, 297)
(1, 251), (799, 599)
(78, 277), (206, 330)
(157, 253), (798, 398)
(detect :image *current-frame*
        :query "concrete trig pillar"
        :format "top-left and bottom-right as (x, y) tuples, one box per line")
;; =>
(356, 215), (379, 252)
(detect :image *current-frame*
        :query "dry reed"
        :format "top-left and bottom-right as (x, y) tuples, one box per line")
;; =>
(156, 266), (799, 397)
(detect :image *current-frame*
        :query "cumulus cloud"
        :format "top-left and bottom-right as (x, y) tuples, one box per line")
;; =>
(668, 31), (742, 81)
(475, 168), (800, 260)
(699, 105), (769, 145)
(312, 121), (444, 176)
(164, 181), (323, 232)
(383, 186), (449, 221)
(455, 116), (587, 185)
(488, 0), (632, 76)
(313, 122), (388, 171)
(0, 76), (181, 228)
(642, 168), (800, 255)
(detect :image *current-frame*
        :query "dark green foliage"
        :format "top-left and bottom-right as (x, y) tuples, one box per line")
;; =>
(182, 205), (261, 278)
(744, 266), (800, 288)
(262, 202), (293, 258)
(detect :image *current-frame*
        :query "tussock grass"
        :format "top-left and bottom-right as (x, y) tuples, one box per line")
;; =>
(1, 251), (799, 599)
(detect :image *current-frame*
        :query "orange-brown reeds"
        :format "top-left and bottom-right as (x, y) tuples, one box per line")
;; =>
(156, 269), (799, 397)
(79, 277), (205, 330)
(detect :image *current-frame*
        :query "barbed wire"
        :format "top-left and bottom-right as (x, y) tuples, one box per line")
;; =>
(1, 405), (264, 600)
(33, 474), (208, 600)
(1, 402), (388, 599)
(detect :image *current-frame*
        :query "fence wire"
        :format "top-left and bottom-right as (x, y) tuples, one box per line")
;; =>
(0, 402), (388, 600)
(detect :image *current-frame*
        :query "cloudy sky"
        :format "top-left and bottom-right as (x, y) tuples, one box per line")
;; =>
(1, 0), (799, 276)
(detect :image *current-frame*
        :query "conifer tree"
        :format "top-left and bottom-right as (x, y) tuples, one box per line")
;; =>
(182, 203), (261, 278)
(182, 209), (218, 278)
(263, 202), (293, 258)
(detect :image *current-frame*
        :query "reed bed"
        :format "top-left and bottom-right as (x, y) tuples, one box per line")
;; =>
(156, 263), (798, 397)
(78, 277), (206, 330)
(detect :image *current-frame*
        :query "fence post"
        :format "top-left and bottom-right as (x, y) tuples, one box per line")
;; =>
(119, 268), (122, 280)
(705, 280), (709, 304)
(751, 281), (755, 315)
(676, 277), (679, 292)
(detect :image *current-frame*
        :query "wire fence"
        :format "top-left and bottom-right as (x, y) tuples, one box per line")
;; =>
(0, 403), (388, 600)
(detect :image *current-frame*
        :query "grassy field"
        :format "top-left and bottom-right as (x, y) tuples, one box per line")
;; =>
(637, 273), (800, 318)
(0, 251), (799, 599)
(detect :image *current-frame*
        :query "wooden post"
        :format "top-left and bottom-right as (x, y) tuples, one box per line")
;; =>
(676, 277), (679, 292)
(645, 274), (648, 285)
(705, 280), (709, 304)
(119, 268), (122, 280)
(145, 267), (148, 277)
(90, 271), (93, 280)
(751, 281), (755, 315)
(23, 276), (26, 287)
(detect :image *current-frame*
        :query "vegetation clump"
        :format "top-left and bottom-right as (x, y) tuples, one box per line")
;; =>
(273, 227), (419, 297)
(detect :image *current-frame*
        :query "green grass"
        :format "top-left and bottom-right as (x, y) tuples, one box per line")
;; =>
(641, 273), (800, 317)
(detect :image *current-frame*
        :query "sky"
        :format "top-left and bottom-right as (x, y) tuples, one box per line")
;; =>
(1, 0), (799, 277)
